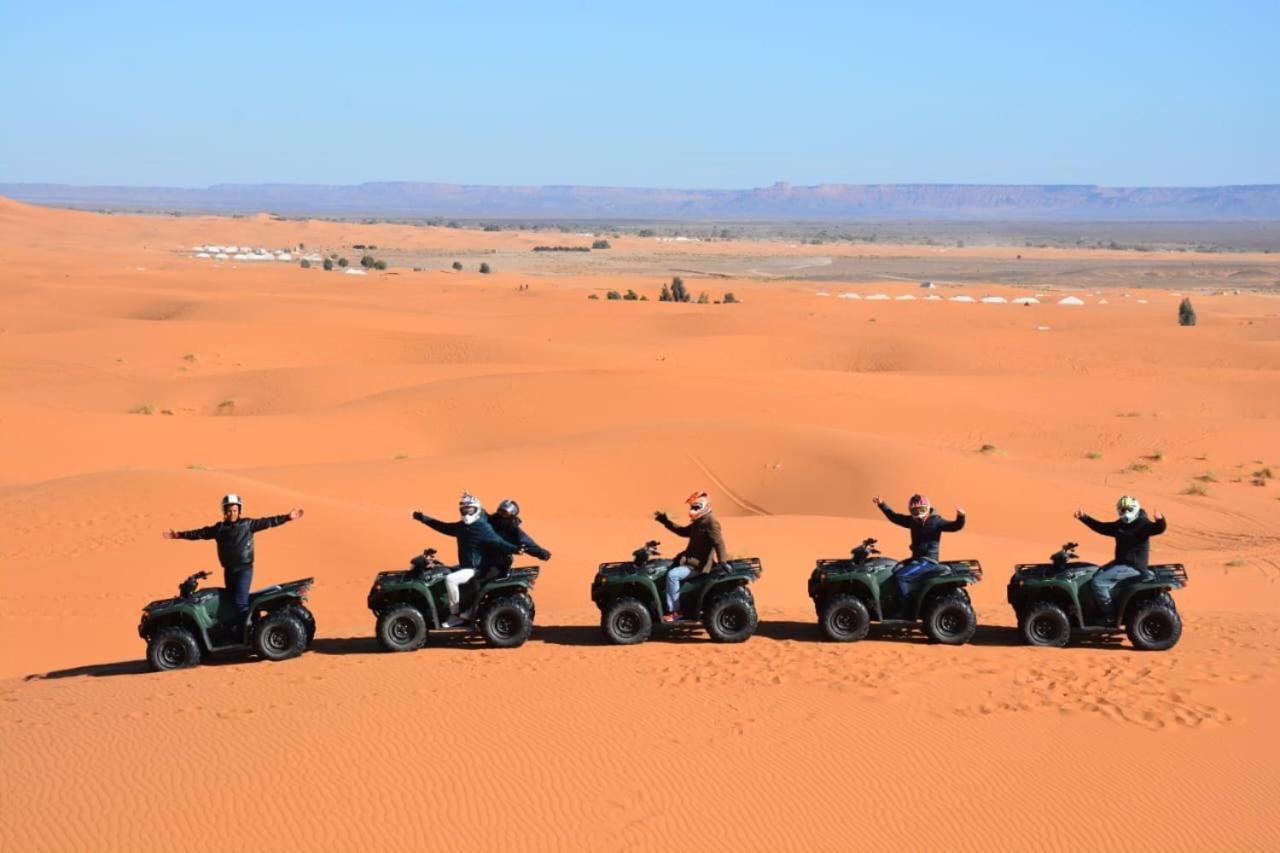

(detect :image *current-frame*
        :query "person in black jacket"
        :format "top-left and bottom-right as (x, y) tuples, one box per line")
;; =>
(163, 493), (303, 625)
(412, 493), (520, 626)
(489, 499), (552, 571)
(873, 493), (966, 612)
(654, 491), (727, 622)
(1075, 496), (1167, 622)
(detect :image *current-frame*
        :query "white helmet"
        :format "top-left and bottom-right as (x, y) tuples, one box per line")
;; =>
(221, 493), (243, 510)
(459, 492), (482, 525)
(1117, 495), (1140, 524)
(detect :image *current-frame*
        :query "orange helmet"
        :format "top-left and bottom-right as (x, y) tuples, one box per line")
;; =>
(686, 491), (711, 519)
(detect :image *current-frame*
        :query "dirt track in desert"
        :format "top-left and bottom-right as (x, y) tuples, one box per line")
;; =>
(1, 199), (1278, 851)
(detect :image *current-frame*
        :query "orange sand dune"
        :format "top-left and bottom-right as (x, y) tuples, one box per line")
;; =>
(1, 200), (1278, 851)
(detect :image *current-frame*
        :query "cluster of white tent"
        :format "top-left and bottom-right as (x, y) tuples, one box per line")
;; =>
(818, 292), (1129, 306)
(191, 244), (296, 262)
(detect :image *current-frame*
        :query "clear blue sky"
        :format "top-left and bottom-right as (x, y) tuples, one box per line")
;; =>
(2, 0), (1277, 187)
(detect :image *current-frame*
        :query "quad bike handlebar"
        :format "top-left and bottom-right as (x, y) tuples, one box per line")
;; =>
(632, 540), (662, 565)
(179, 570), (211, 598)
(851, 537), (880, 564)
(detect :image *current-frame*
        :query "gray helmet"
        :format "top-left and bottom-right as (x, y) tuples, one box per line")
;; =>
(221, 493), (242, 510)
(496, 498), (520, 518)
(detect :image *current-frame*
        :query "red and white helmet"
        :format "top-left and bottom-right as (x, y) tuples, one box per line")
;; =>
(908, 494), (932, 518)
(687, 491), (712, 519)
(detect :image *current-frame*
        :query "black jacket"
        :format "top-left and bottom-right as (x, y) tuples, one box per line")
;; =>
(490, 515), (551, 565)
(176, 515), (292, 569)
(656, 512), (727, 571)
(413, 512), (518, 570)
(878, 504), (965, 561)
(1079, 510), (1167, 572)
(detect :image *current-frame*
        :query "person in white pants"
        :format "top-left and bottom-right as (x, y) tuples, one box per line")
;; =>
(411, 493), (521, 628)
(444, 567), (477, 623)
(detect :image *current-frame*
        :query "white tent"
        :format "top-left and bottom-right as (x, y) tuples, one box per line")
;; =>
(1012, 296), (1039, 305)
(980, 296), (1008, 304)
(275, 252), (292, 261)
(950, 295), (976, 303)
(1097, 298), (1109, 304)
(925, 294), (943, 301)
(1057, 296), (1085, 306)
(837, 292), (861, 299)
(214, 253), (229, 260)
(895, 294), (916, 300)
(196, 252), (211, 258)
(866, 293), (890, 301)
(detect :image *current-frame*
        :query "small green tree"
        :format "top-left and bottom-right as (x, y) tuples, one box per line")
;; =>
(696, 292), (710, 304)
(671, 277), (689, 303)
(623, 289), (639, 301)
(659, 283), (672, 302)
(587, 293), (599, 299)
(360, 254), (375, 268)
(373, 260), (387, 270)
(606, 290), (622, 300)
(1179, 297), (1197, 326)
(479, 262), (491, 274)
(323, 258), (334, 271)
(483, 224), (502, 232)
(300, 259), (311, 269)
(723, 292), (739, 303)
(638, 228), (655, 237)
(592, 239), (611, 249)
(451, 261), (463, 270)
(338, 257), (349, 268)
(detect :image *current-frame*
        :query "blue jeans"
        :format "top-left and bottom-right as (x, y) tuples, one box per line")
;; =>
(666, 566), (692, 614)
(894, 558), (941, 611)
(1091, 563), (1141, 621)
(224, 564), (253, 623)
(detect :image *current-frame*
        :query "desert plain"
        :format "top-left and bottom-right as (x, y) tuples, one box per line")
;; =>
(1, 198), (1279, 851)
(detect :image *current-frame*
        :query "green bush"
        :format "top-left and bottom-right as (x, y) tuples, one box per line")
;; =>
(483, 224), (502, 232)
(606, 290), (622, 300)
(300, 259), (311, 269)
(360, 255), (375, 268)
(452, 261), (463, 270)
(479, 262), (491, 274)
(696, 292), (710, 304)
(623, 289), (638, 301)
(723, 292), (738, 303)
(1179, 297), (1197, 326)
(373, 260), (387, 270)
(323, 258), (334, 271)
(659, 283), (672, 302)
(671, 277), (689, 303)
(588, 293), (599, 300)
(592, 239), (611, 249)
(338, 257), (349, 268)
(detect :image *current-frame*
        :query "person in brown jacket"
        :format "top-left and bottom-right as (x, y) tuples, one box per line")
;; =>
(654, 490), (727, 621)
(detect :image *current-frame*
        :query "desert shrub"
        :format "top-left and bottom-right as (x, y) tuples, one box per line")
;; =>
(483, 224), (502, 232)
(638, 228), (655, 237)
(696, 292), (709, 304)
(592, 239), (611, 249)
(623, 289), (639, 301)
(671, 277), (689, 303)
(373, 260), (387, 270)
(1178, 298), (1197, 326)
(354, 244), (367, 250)
(659, 283), (672, 302)
(532, 245), (590, 252)
(323, 258), (334, 271)
(1181, 481), (1209, 496)
(723, 292), (739, 303)
(129, 404), (154, 415)
(360, 255), (375, 268)
(479, 262), (491, 274)
(1086, 451), (1102, 460)
(300, 259), (311, 269)
(587, 293), (599, 300)
(452, 261), (463, 270)
(606, 290), (622, 300)
(338, 257), (349, 268)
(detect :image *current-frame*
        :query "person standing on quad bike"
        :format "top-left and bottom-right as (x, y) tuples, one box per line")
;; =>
(654, 490), (728, 622)
(163, 494), (304, 626)
(873, 494), (966, 609)
(412, 493), (520, 627)
(1074, 496), (1167, 623)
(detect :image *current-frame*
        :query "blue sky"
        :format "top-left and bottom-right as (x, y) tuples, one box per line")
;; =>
(2, 0), (1276, 187)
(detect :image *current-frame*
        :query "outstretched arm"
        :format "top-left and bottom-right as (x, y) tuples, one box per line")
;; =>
(412, 511), (464, 537)
(165, 523), (219, 540)
(249, 509), (301, 532)
(939, 510), (966, 532)
(655, 511), (692, 537)
(875, 501), (912, 529)
(1076, 512), (1118, 536)
(512, 527), (551, 561)
(474, 523), (520, 555)
(1148, 513), (1167, 536)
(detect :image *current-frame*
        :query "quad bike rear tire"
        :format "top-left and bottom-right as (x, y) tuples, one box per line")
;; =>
(1126, 599), (1182, 651)
(480, 595), (533, 649)
(704, 588), (758, 643)
(1021, 602), (1071, 648)
(253, 611), (308, 662)
(923, 589), (977, 645)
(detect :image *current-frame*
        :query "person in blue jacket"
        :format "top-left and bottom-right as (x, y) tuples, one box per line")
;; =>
(412, 493), (519, 627)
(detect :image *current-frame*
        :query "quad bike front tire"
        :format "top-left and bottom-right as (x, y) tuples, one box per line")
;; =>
(923, 589), (978, 645)
(253, 611), (308, 662)
(704, 588), (758, 643)
(147, 626), (202, 672)
(602, 596), (653, 645)
(480, 595), (533, 649)
(376, 604), (428, 652)
(820, 594), (871, 642)
(1021, 602), (1071, 648)
(1126, 598), (1183, 651)
(290, 605), (317, 646)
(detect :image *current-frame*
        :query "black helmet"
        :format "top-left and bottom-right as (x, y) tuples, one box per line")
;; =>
(496, 499), (520, 518)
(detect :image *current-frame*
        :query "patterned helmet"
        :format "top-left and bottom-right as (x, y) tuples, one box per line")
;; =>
(908, 494), (931, 517)
(686, 491), (711, 519)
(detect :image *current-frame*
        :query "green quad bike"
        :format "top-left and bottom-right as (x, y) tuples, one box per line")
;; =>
(139, 569), (316, 671)
(368, 548), (541, 651)
(591, 540), (763, 645)
(1008, 541), (1187, 651)
(807, 537), (983, 644)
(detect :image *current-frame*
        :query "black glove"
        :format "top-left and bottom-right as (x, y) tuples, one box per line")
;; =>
(412, 511), (426, 522)
(535, 548), (552, 561)
(654, 511), (669, 523)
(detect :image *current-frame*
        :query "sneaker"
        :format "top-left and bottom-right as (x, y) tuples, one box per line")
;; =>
(442, 615), (466, 629)
(663, 612), (680, 623)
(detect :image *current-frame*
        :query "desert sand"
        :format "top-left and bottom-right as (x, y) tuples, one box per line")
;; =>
(1, 198), (1278, 851)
